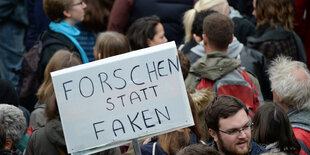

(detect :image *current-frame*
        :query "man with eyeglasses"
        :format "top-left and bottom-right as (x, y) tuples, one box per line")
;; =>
(205, 95), (267, 155)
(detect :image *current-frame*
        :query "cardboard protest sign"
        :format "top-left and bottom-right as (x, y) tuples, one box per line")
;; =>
(51, 41), (194, 154)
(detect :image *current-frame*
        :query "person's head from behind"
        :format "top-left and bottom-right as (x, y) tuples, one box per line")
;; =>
(178, 51), (190, 80)
(268, 56), (310, 111)
(0, 124), (6, 149)
(252, 0), (294, 31)
(202, 13), (234, 53)
(37, 50), (82, 105)
(204, 95), (251, 154)
(82, 0), (114, 33)
(177, 143), (222, 155)
(252, 102), (300, 153)
(191, 10), (217, 44)
(43, 0), (87, 25)
(94, 31), (131, 59)
(183, 0), (229, 42)
(126, 16), (167, 50)
(0, 104), (27, 151)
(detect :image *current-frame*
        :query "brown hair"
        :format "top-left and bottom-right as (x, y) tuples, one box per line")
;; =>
(203, 13), (233, 50)
(37, 50), (82, 120)
(204, 95), (248, 131)
(178, 51), (190, 80)
(158, 94), (201, 155)
(177, 143), (223, 155)
(126, 16), (161, 50)
(43, 0), (73, 22)
(94, 31), (131, 59)
(252, 102), (300, 153)
(255, 0), (294, 31)
(82, 0), (114, 33)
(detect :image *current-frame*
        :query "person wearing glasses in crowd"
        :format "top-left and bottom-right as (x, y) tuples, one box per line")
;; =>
(204, 95), (267, 155)
(38, 0), (89, 89)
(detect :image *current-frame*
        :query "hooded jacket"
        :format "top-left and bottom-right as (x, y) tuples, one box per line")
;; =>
(184, 38), (270, 100)
(288, 108), (310, 148)
(185, 52), (241, 90)
(247, 24), (306, 64)
(25, 119), (67, 155)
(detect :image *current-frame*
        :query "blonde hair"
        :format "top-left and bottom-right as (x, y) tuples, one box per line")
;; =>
(94, 31), (131, 59)
(183, 0), (229, 43)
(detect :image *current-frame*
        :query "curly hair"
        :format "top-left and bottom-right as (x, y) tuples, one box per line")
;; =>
(268, 56), (310, 110)
(255, 0), (294, 31)
(0, 104), (27, 150)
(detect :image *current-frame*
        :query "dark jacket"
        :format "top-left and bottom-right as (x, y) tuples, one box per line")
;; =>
(232, 17), (255, 45)
(0, 149), (22, 155)
(247, 24), (306, 65)
(208, 141), (267, 155)
(25, 0), (50, 50)
(25, 119), (67, 155)
(240, 46), (271, 100)
(0, 0), (28, 26)
(37, 29), (80, 84)
(140, 133), (199, 155)
(108, 0), (195, 46)
(25, 118), (121, 155)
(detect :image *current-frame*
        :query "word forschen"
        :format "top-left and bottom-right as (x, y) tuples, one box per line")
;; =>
(93, 105), (171, 139)
(61, 56), (180, 101)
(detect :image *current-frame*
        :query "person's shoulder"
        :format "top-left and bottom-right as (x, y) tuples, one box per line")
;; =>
(250, 141), (268, 155)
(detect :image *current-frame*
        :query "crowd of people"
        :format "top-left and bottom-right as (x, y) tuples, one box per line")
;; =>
(0, 0), (309, 154)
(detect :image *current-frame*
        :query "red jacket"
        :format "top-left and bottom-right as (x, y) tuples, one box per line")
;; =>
(293, 128), (310, 148)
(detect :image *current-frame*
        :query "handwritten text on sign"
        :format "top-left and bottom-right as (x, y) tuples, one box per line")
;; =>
(51, 42), (194, 154)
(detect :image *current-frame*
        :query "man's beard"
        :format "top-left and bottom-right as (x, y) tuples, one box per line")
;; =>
(216, 134), (250, 155)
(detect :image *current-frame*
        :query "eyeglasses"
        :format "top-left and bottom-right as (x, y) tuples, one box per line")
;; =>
(218, 121), (252, 136)
(72, 0), (84, 6)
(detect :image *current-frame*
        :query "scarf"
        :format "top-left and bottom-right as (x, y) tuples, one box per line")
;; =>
(49, 21), (89, 63)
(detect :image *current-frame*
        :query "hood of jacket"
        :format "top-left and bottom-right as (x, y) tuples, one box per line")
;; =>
(228, 36), (244, 58)
(190, 52), (241, 81)
(190, 36), (244, 60)
(247, 24), (291, 48)
(287, 108), (310, 132)
(45, 119), (66, 147)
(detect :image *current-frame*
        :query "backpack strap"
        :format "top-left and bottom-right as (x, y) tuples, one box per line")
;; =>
(38, 31), (71, 56)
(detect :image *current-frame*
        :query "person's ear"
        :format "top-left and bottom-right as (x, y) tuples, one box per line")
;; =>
(209, 128), (219, 142)
(193, 34), (202, 44)
(229, 34), (234, 44)
(202, 34), (208, 47)
(63, 10), (71, 18)
(98, 53), (102, 59)
(147, 38), (153, 47)
(5, 139), (13, 150)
